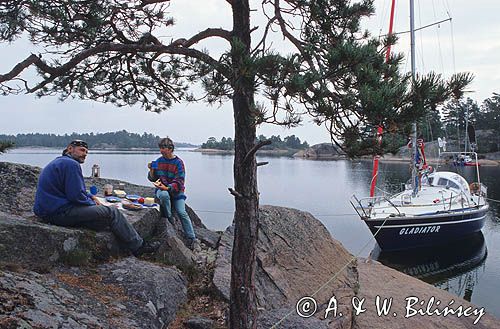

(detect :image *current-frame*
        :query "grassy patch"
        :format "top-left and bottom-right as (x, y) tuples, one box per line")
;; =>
(60, 249), (92, 267)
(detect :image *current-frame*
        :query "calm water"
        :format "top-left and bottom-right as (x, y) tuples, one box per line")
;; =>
(2, 148), (500, 318)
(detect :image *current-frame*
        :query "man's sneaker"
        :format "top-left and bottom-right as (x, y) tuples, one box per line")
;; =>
(133, 241), (160, 257)
(186, 238), (201, 252)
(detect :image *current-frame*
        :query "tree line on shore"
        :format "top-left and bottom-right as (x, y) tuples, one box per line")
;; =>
(376, 93), (500, 155)
(0, 130), (196, 150)
(439, 94), (500, 153)
(201, 134), (309, 151)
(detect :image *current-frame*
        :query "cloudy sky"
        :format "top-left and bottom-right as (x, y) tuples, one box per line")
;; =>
(0, 0), (498, 145)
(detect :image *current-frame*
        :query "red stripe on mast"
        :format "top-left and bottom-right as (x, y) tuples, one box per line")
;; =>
(369, 126), (384, 197)
(370, 0), (396, 198)
(385, 0), (396, 62)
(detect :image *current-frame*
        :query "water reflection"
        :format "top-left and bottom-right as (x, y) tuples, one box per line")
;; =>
(371, 232), (487, 302)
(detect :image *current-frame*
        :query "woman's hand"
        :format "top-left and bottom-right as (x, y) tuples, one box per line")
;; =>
(153, 179), (169, 191)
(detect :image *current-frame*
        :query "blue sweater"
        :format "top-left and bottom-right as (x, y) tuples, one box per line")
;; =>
(34, 155), (95, 218)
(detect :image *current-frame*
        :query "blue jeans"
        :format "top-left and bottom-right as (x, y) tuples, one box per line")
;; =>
(156, 190), (196, 240)
(48, 205), (144, 252)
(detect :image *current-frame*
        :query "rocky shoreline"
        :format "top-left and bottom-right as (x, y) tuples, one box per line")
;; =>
(1, 161), (499, 328)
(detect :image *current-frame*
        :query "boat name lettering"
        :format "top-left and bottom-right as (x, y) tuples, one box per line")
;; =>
(399, 226), (441, 235)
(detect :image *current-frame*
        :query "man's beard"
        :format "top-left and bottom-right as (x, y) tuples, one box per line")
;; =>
(69, 154), (85, 163)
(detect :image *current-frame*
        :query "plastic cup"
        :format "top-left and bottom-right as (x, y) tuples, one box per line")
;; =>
(89, 185), (98, 195)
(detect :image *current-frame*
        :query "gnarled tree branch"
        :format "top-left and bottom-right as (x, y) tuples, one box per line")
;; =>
(242, 140), (272, 165)
(1, 42), (230, 93)
(173, 28), (232, 48)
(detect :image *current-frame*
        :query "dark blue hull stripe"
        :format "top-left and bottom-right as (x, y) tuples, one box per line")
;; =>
(363, 210), (488, 250)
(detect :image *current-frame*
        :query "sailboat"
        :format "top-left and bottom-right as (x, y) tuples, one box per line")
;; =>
(350, 0), (489, 251)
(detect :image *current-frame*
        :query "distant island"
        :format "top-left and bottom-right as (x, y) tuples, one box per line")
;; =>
(196, 135), (309, 156)
(0, 131), (198, 150)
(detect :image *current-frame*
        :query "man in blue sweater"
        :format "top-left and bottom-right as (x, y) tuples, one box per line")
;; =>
(34, 140), (159, 256)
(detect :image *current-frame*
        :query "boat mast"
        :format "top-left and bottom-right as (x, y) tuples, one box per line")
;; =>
(464, 105), (469, 153)
(410, 0), (418, 196)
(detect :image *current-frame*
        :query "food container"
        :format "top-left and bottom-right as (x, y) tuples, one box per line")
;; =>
(104, 184), (113, 196)
(144, 197), (155, 206)
(114, 190), (126, 198)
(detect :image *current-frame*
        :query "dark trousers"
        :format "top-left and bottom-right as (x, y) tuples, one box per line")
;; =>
(48, 205), (143, 251)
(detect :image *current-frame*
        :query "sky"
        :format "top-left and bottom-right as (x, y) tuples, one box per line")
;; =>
(0, 0), (499, 145)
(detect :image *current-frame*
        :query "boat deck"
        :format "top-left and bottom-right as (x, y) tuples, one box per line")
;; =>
(359, 186), (486, 220)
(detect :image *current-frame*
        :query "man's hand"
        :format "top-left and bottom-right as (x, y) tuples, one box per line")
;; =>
(91, 196), (102, 205)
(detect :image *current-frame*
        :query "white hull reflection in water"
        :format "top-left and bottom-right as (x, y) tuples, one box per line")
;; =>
(371, 232), (487, 302)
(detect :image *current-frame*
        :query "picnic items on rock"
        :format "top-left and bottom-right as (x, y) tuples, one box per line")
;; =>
(113, 190), (126, 198)
(89, 185), (98, 195)
(144, 197), (155, 206)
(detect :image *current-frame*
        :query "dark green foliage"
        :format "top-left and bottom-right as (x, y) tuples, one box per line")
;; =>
(477, 93), (500, 152)
(201, 136), (234, 150)
(0, 141), (14, 153)
(0, 131), (196, 149)
(437, 93), (500, 153)
(442, 98), (480, 150)
(200, 134), (309, 150)
(479, 93), (500, 130)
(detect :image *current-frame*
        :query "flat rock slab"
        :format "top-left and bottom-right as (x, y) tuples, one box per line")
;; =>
(155, 220), (196, 270)
(213, 205), (358, 328)
(194, 226), (221, 249)
(185, 316), (215, 329)
(353, 259), (500, 329)
(0, 208), (162, 270)
(257, 308), (331, 329)
(0, 212), (97, 270)
(98, 257), (187, 328)
(0, 258), (186, 329)
(0, 162), (40, 217)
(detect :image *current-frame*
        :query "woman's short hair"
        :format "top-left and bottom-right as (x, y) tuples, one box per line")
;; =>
(158, 137), (174, 150)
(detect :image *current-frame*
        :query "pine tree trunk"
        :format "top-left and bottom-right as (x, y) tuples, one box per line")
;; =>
(229, 1), (259, 328)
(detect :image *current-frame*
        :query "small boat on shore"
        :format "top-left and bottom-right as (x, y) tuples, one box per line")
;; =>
(453, 153), (481, 167)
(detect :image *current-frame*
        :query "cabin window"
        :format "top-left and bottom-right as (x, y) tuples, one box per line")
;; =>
(437, 178), (460, 190)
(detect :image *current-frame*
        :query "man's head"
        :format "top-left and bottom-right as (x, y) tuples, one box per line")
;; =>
(158, 137), (174, 157)
(64, 140), (88, 163)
